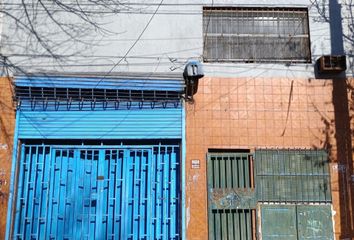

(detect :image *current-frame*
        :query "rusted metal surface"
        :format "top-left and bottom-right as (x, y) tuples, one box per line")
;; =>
(210, 188), (256, 209)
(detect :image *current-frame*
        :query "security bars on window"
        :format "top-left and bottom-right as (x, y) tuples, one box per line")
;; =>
(203, 7), (311, 63)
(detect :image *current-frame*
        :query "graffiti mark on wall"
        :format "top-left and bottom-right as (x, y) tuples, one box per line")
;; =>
(332, 163), (346, 172)
(219, 192), (240, 208)
(210, 188), (256, 209)
(0, 144), (8, 150)
(306, 219), (323, 234)
(0, 168), (8, 204)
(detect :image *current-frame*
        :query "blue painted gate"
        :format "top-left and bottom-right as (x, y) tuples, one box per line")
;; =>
(13, 144), (180, 239)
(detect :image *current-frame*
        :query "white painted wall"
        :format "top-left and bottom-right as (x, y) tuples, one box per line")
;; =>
(1, 0), (352, 78)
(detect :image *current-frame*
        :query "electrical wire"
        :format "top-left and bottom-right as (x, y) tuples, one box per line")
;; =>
(94, 0), (164, 88)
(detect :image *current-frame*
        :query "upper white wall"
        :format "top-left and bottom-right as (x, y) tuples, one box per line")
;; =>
(1, 0), (352, 78)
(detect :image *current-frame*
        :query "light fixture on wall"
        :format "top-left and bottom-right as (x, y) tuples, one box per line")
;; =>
(183, 60), (204, 102)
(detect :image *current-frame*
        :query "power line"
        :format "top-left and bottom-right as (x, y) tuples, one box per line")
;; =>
(94, 0), (165, 88)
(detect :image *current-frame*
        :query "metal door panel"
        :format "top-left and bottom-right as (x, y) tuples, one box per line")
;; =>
(12, 144), (181, 239)
(207, 153), (255, 240)
(297, 205), (334, 240)
(261, 205), (298, 240)
(255, 150), (331, 203)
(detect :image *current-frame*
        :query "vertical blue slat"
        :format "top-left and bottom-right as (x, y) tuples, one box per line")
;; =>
(82, 150), (91, 238)
(115, 150), (123, 238)
(107, 150), (114, 238)
(146, 149), (153, 240)
(170, 147), (177, 238)
(40, 147), (51, 238)
(96, 150), (104, 239)
(102, 150), (108, 238)
(44, 149), (55, 238)
(127, 150), (134, 238)
(156, 145), (162, 239)
(132, 150), (140, 239)
(89, 150), (98, 238)
(120, 149), (129, 239)
(114, 149), (120, 239)
(139, 150), (146, 238)
(35, 146), (46, 239)
(57, 150), (68, 238)
(72, 149), (81, 239)
(26, 146), (38, 238)
(49, 150), (60, 238)
(31, 147), (40, 238)
(79, 150), (85, 238)
(162, 146), (169, 238)
(64, 150), (73, 237)
(150, 149), (158, 239)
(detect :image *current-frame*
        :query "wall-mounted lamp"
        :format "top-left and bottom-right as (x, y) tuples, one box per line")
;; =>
(183, 60), (204, 102)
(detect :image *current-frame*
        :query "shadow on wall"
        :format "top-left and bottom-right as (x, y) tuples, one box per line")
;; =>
(343, 1), (354, 75)
(311, 0), (354, 237)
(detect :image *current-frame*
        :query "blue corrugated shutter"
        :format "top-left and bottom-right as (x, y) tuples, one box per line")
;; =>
(14, 75), (184, 140)
(18, 108), (182, 139)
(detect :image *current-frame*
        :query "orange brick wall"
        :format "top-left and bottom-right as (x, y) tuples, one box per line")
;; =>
(0, 77), (15, 240)
(185, 77), (354, 239)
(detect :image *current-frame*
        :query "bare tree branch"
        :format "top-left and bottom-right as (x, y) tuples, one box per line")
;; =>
(0, 0), (136, 74)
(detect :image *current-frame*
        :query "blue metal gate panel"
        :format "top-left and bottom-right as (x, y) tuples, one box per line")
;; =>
(12, 144), (181, 239)
(17, 108), (182, 139)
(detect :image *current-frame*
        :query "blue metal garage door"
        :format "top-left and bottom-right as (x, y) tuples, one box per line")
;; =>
(12, 144), (180, 239)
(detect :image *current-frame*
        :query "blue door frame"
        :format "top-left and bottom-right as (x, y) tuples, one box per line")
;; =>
(8, 144), (181, 239)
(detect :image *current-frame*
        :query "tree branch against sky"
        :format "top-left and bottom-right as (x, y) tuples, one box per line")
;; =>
(0, 0), (137, 74)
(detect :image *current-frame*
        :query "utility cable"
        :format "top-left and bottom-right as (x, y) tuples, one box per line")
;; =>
(94, 0), (164, 88)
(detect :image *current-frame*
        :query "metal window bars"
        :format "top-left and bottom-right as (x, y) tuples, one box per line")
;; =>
(203, 7), (311, 63)
(14, 86), (182, 111)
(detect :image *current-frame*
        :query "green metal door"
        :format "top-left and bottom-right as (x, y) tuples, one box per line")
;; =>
(207, 153), (256, 240)
(261, 205), (298, 240)
(261, 205), (334, 240)
(297, 205), (333, 240)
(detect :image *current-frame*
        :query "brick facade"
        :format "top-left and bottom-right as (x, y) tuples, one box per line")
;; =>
(0, 77), (15, 240)
(185, 77), (354, 239)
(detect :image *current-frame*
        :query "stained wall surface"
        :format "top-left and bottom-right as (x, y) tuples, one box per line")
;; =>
(185, 77), (354, 239)
(0, 77), (15, 240)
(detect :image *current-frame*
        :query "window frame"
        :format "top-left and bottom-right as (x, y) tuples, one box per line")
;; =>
(202, 6), (312, 64)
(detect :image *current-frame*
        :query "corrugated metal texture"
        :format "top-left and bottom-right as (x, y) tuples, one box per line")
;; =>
(12, 144), (181, 239)
(207, 153), (254, 240)
(255, 149), (331, 203)
(13, 76), (185, 92)
(17, 108), (182, 139)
